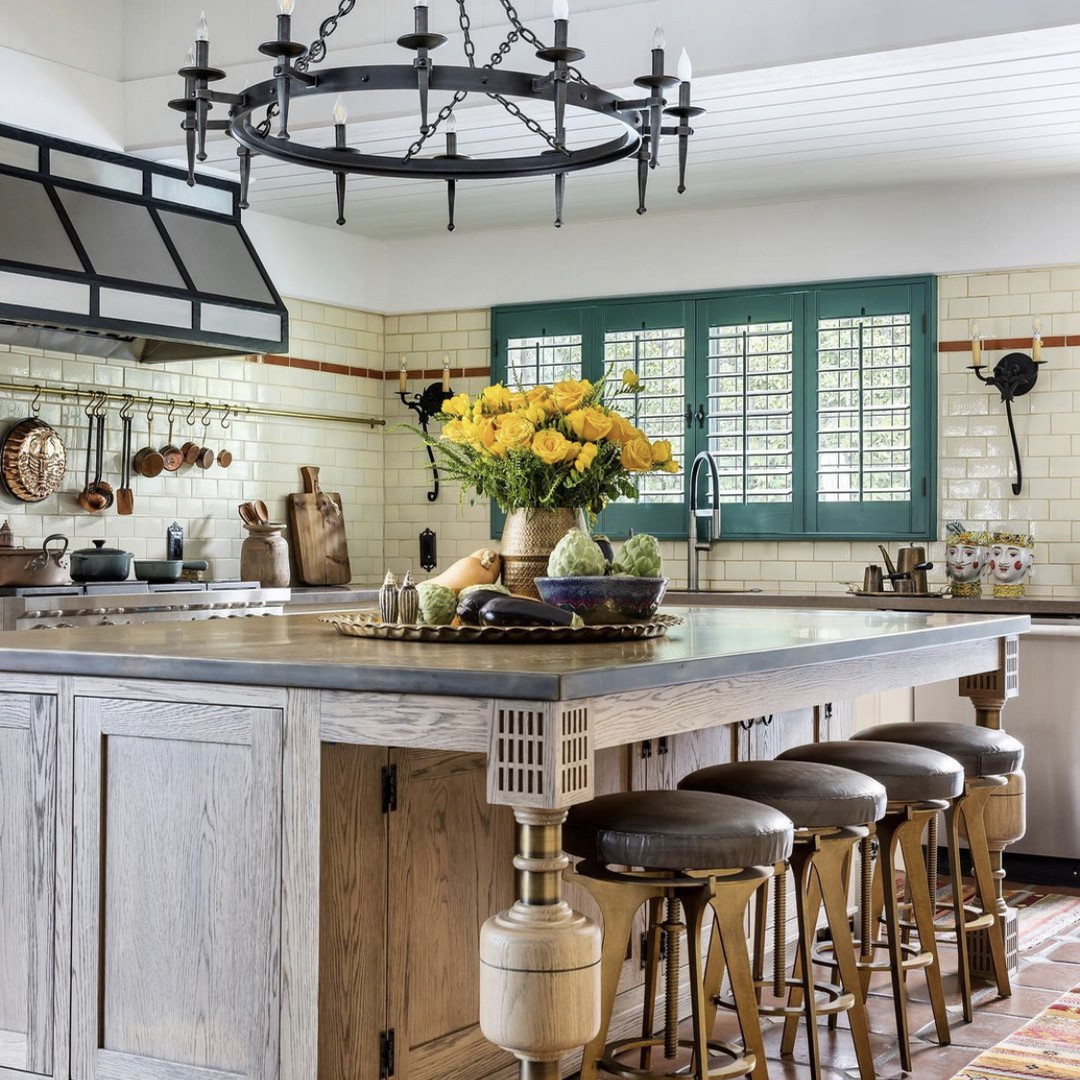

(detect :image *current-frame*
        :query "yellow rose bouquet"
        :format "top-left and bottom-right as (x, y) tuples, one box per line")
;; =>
(419, 372), (678, 517)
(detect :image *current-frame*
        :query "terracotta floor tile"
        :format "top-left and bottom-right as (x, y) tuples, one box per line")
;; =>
(1045, 940), (1080, 964)
(975, 983), (1063, 1016)
(1014, 961), (1080, 990)
(875, 1041), (988, 1080)
(940, 1009), (1031, 1049)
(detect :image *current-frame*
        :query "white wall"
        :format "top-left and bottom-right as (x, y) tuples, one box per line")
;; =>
(382, 176), (1080, 313)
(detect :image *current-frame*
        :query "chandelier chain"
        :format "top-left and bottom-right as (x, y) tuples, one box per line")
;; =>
(256, 0), (358, 136)
(495, 0), (596, 87)
(402, 93), (468, 162)
(490, 94), (566, 154)
(456, 0), (477, 67)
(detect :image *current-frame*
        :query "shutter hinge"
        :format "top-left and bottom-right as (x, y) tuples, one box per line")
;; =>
(379, 1029), (396, 1078)
(382, 764), (398, 813)
(922, 312), (927, 333)
(657, 735), (669, 756)
(640, 739), (653, 759)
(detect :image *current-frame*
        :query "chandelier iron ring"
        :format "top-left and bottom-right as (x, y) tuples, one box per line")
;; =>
(227, 65), (644, 181)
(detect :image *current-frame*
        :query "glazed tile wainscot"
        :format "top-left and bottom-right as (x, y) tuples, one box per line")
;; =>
(0, 605), (1028, 1080)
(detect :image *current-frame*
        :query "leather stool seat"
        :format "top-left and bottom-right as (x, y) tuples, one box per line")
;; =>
(852, 722), (1024, 778)
(564, 790), (794, 870)
(777, 740), (964, 803)
(678, 760), (887, 829)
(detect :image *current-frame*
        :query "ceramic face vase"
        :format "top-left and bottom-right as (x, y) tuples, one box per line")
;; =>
(945, 539), (987, 597)
(989, 533), (1035, 597)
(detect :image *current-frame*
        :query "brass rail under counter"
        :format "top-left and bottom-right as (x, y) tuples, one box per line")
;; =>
(0, 377), (385, 428)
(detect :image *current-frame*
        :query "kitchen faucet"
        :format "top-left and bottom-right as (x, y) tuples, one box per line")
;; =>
(687, 450), (721, 591)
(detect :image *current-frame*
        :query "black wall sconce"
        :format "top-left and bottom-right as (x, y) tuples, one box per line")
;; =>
(967, 321), (1045, 495)
(398, 356), (452, 502)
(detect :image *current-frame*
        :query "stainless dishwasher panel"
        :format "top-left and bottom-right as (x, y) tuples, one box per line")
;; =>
(913, 619), (1080, 860)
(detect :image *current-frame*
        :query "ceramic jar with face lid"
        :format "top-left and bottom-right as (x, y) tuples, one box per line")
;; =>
(989, 530), (1035, 598)
(944, 523), (988, 597)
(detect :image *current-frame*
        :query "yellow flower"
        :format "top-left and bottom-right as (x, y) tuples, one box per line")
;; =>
(494, 412), (535, 450)
(531, 428), (574, 466)
(526, 386), (555, 415)
(660, 459), (679, 473)
(563, 441), (582, 463)
(651, 440), (673, 465)
(521, 402), (548, 426)
(574, 442), (598, 473)
(606, 413), (640, 445)
(621, 436), (655, 472)
(552, 379), (591, 413)
(566, 406), (614, 443)
(441, 392), (471, 418)
(621, 369), (641, 392)
(480, 384), (513, 414)
(474, 416), (500, 453)
(441, 419), (471, 444)
(508, 391), (528, 411)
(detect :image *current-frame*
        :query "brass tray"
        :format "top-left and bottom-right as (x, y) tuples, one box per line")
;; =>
(322, 611), (682, 644)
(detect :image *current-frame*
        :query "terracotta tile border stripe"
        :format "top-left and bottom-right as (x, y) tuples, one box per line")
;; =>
(248, 355), (490, 381)
(940, 336), (1074, 352)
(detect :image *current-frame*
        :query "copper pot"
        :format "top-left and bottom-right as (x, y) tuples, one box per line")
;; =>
(0, 534), (70, 587)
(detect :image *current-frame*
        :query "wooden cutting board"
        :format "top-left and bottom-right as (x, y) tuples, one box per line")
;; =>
(286, 465), (351, 585)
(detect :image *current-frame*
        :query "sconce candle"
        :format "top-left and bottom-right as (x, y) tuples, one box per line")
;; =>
(442, 356), (451, 391)
(1032, 317), (1043, 362)
(971, 323), (982, 366)
(399, 357), (408, 393)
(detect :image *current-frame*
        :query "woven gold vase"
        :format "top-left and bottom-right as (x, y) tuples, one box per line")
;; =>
(500, 507), (587, 599)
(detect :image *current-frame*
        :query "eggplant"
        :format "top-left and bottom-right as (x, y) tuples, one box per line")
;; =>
(593, 534), (615, 569)
(479, 595), (578, 628)
(457, 588), (513, 626)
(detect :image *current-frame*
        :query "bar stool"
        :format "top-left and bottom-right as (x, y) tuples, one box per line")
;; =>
(851, 722), (1024, 1019)
(677, 761), (888, 1080)
(775, 741), (964, 1074)
(565, 790), (795, 1080)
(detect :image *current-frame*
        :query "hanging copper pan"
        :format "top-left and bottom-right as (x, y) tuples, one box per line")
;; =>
(0, 390), (67, 502)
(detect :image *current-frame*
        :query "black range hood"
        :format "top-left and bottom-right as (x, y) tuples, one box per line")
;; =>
(0, 123), (288, 363)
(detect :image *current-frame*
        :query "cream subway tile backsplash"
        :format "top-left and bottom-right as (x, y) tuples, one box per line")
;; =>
(0, 297), (386, 584)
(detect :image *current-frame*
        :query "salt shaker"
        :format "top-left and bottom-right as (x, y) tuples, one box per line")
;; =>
(398, 571), (419, 625)
(379, 570), (399, 623)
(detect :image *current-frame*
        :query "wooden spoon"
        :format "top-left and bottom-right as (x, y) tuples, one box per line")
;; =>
(238, 502), (260, 526)
(254, 499), (269, 524)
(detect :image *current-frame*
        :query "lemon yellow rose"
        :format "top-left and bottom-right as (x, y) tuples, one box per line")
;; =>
(441, 419), (471, 444)
(574, 441), (598, 473)
(566, 406), (614, 442)
(621, 436), (655, 472)
(621, 369), (641, 392)
(480, 384), (513, 414)
(521, 403), (547, 426)
(651, 440), (673, 465)
(474, 416), (501, 454)
(531, 429), (575, 466)
(660, 459), (679, 473)
(526, 386), (554, 415)
(606, 413), (641, 445)
(441, 392), (471, 418)
(552, 379), (591, 413)
(494, 412), (535, 450)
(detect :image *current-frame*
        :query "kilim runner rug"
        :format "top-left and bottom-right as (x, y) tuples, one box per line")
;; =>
(947, 982), (1080, 1079)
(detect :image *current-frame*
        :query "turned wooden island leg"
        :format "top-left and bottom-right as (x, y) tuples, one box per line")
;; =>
(960, 635), (1025, 977)
(480, 702), (602, 1080)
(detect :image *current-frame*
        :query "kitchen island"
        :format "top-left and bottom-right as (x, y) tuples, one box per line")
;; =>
(0, 606), (1029, 1080)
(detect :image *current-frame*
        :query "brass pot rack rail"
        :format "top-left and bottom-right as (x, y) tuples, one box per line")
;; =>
(0, 378), (385, 428)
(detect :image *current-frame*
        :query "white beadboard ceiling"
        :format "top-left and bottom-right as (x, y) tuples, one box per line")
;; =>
(125, 3), (1080, 240)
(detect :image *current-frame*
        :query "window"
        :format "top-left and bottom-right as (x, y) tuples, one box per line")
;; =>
(491, 276), (935, 540)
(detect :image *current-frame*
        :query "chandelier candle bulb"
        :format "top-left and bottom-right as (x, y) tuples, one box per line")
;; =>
(653, 26), (665, 50)
(278, 0), (296, 12)
(677, 47), (692, 84)
(553, 0), (569, 20)
(195, 11), (209, 41)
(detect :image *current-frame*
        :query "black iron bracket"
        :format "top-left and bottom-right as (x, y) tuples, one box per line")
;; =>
(398, 381), (452, 502)
(968, 351), (1042, 495)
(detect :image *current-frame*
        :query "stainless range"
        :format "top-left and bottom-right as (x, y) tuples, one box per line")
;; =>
(0, 581), (291, 631)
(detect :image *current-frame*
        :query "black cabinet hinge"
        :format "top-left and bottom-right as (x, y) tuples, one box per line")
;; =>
(640, 739), (653, 759)
(379, 1029), (396, 1078)
(823, 703), (833, 721)
(657, 736), (669, 756)
(382, 764), (398, 813)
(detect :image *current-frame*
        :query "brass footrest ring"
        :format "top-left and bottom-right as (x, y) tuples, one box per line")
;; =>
(715, 977), (853, 1019)
(812, 938), (932, 974)
(597, 1036), (751, 1080)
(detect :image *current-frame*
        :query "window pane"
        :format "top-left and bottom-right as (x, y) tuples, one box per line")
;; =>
(706, 322), (793, 503)
(603, 326), (686, 504)
(505, 334), (582, 387)
(817, 314), (911, 502)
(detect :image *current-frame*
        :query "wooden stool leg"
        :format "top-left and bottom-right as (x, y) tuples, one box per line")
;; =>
(701, 891), (730, 1037)
(752, 880), (769, 1003)
(876, 816), (913, 1073)
(639, 896), (665, 1070)
(710, 877), (771, 1080)
(945, 804), (974, 1022)
(816, 838), (877, 1080)
(961, 790), (1011, 998)
(780, 846), (822, 1061)
(897, 816), (950, 1048)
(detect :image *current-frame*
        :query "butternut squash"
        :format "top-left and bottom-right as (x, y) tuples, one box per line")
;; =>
(426, 548), (502, 593)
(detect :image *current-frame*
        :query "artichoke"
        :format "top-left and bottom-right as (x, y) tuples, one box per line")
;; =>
(612, 533), (663, 578)
(547, 528), (608, 577)
(417, 581), (458, 625)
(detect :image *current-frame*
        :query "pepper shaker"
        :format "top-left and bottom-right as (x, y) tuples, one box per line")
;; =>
(398, 571), (419, 625)
(379, 570), (399, 623)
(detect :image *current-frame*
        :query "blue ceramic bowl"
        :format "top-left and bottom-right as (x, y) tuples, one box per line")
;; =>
(534, 576), (669, 625)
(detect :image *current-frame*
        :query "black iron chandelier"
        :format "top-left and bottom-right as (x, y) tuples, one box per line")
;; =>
(170, 0), (703, 231)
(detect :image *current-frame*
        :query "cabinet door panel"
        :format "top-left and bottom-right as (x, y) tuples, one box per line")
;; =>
(0, 694), (56, 1077)
(73, 699), (282, 1080)
(387, 750), (516, 1080)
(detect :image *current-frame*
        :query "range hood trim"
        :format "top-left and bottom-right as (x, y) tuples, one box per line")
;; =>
(0, 123), (288, 364)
